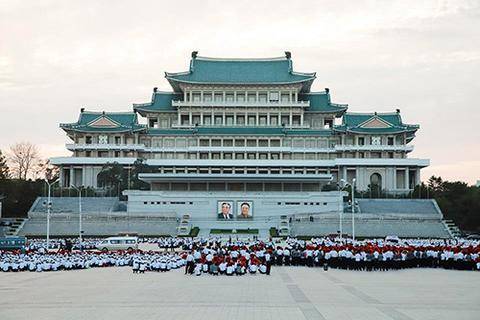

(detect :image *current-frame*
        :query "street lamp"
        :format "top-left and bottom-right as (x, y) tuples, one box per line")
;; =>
(351, 178), (356, 241)
(44, 178), (60, 251)
(70, 184), (83, 250)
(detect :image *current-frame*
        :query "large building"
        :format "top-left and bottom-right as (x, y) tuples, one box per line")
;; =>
(49, 52), (430, 230)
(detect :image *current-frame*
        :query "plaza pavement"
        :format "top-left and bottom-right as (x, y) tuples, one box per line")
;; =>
(0, 267), (479, 320)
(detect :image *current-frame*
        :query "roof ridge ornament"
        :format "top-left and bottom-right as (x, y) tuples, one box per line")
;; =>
(285, 51), (291, 59)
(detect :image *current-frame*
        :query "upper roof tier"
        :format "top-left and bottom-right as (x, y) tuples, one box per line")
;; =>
(60, 110), (146, 134)
(165, 52), (316, 92)
(334, 111), (419, 142)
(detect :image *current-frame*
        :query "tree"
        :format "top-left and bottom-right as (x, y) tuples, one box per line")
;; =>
(8, 142), (40, 180)
(35, 159), (60, 181)
(0, 150), (8, 179)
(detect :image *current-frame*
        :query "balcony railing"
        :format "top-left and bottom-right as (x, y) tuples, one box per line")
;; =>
(66, 143), (145, 151)
(335, 144), (414, 152)
(172, 100), (310, 108)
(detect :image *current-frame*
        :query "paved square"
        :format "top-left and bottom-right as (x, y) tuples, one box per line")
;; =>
(1, 267), (479, 320)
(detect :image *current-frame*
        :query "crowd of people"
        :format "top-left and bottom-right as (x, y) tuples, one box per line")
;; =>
(0, 236), (479, 273)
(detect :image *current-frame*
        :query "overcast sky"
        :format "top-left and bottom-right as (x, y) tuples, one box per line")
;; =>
(0, 0), (479, 184)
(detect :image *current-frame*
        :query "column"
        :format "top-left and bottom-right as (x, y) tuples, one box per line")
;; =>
(415, 168), (421, 186)
(343, 166), (347, 183)
(300, 112), (304, 127)
(69, 167), (75, 187)
(222, 108), (226, 126)
(256, 110), (259, 126)
(393, 167), (397, 190)
(405, 168), (410, 190)
(294, 91), (298, 102)
(267, 112), (270, 126)
(177, 111), (181, 126)
(234, 110), (237, 125)
(184, 91), (187, 102)
(289, 109), (293, 128)
(189, 109), (192, 126)
(200, 112), (204, 125)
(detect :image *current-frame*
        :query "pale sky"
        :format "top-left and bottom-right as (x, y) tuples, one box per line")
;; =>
(0, 0), (479, 184)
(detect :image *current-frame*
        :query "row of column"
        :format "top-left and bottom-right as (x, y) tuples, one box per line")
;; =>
(183, 90), (299, 103)
(177, 110), (304, 127)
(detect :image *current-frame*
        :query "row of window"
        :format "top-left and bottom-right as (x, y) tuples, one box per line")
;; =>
(186, 91), (295, 103)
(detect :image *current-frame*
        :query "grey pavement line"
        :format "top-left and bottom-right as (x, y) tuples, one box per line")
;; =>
(319, 271), (343, 284)
(340, 285), (382, 304)
(286, 284), (327, 320)
(377, 306), (415, 320)
(278, 271), (293, 283)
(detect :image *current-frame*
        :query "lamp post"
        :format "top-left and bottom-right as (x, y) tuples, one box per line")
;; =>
(338, 179), (347, 239)
(352, 178), (356, 241)
(70, 184), (83, 250)
(45, 178), (60, 251)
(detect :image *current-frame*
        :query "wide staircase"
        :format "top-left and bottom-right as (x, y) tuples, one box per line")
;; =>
(291, 199), (455, 239)
(17, 197), (179, 237)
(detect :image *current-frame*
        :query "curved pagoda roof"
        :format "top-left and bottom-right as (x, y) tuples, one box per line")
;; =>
(334, 111), (419, 142)
(299, 90), (348, 116)
(60, 111), (146, 134)
(165, 52), (316, 92)
(133, 91), (181, 115)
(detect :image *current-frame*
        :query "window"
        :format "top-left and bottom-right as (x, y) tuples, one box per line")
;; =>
(223, 153), (232, 159)
(203, 116), (211, 125)
(270, 140), (280, 147)
(281, 116), (289, 126)
(98, 135), (108, 144)
(271, 153), (279, 160)
(237, 93), (245, 102)
(259, 139), (268, 147)
(281, 93), (290, 102)
(149, 118), (158, 128)
(236, 115), (245, 125)
(86, 151), (91, 157)
(371, 136), (381, 145)
(181, 115), (189, 125)
(234, 139), (245, 147)
(223, 139), (233, 147)
(358, 137), (365, 146)
(211, 139), (221, 147)
(258, 93), (267, 102)
(247, 139), (257, 147)
(324, 119), (333, 129)
(226, 93), (234, 102)
(114, 151), (120, 157)
(387, 137), (394, 145)
(200, 139), (209, 147)
(248, 116), (256, 126)
(226, 116), (234, 126)
(214, 116), (223, 125)
(270, 116), (278, 126)
(214, 93), (223, 102)
(212, 153), (221, 159)
(259, 116), (267, 126)
(269, 92), (279, 102)
(247, 153), (256, 159)
(247, 93), (256, 102)
(235, 153), (244, 159)
(200, 153), (209, 159)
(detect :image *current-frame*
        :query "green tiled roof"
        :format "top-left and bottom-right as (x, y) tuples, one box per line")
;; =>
(147, 127), (333, 136)
(334, 112), (419, 141)
(300, 91), (348, 115)
(133, 91), (182, 114)
(166, 55), (316, 91)
(60, 111), (146, 133)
